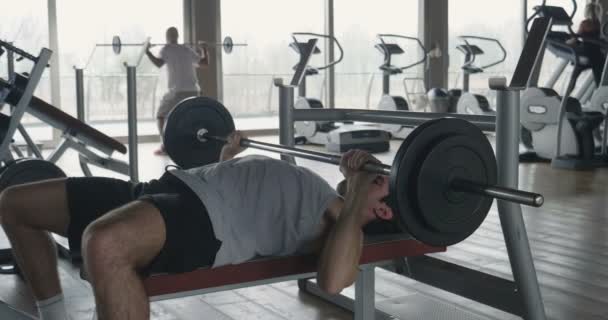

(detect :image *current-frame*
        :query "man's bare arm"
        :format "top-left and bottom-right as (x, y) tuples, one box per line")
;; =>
(199, 47), (210, 68)
(219, 148), (237, 161)
(316, 150), (378, 294)
(146, 47), (165, 68)
(316, 185), (368, 294)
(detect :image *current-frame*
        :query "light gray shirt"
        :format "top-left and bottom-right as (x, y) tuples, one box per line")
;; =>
(170, 155), (339, 267)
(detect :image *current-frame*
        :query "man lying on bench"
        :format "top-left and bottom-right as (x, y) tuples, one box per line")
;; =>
(0, 131), (398, 320)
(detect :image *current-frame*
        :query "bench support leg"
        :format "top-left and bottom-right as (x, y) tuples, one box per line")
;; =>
(355, 266), (376, 320)
(297, 266), (394, 319)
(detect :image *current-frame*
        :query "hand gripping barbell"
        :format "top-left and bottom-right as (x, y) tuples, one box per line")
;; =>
(162, 97), (544, 247)
(98, 35), (247, 55)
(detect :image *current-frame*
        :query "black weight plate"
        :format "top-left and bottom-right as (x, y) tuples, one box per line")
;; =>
(416, 135), (495, 241)
(390, 118), (494, 246)
(0, 159), (66, 191)
(223, 36), (233, 54)
(4, 73), (29, 106)
(383, 119), (440, 231)
(164, 97), (235, 169)
(364, 119), (436, 235)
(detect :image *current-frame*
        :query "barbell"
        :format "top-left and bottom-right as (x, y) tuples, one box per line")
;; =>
(98, 35), (247, 55)
(162, 97), (544, 247)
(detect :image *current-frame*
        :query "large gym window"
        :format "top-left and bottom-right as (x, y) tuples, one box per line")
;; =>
(221, 0), (325, 121)
(333, 0), (420, 110)
(56, 0), (183, 136)
(0, 0), (51, 127)
(448, 0), (524, 103)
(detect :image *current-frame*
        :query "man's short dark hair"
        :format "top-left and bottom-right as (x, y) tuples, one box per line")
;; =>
(335, 179), (401, 235)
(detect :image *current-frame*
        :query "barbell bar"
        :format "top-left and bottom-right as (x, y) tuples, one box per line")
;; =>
(197, 129), (543, 208)
(98, 35), (247, 55)
(162, 97), (545, 247)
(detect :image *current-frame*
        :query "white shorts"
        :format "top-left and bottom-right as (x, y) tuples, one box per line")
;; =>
(158, 91), (199, 119)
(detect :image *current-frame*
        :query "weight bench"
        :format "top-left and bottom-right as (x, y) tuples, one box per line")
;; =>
(0, 73), (129, 177)
(24, 94), (130, 176)
(143, 235), (444, 320)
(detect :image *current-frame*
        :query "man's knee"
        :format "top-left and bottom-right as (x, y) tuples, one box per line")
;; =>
(0, 186), (27, 227)
(82, 222), (132, 274)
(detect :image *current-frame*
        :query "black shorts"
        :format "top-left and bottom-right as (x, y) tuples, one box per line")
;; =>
(65, 171), (221, 275)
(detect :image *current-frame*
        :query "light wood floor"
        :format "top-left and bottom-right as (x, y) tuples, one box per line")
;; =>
(0, 138), (607, 320)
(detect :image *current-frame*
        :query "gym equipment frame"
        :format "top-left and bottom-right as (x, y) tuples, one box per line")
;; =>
(273, 18), (551, 320)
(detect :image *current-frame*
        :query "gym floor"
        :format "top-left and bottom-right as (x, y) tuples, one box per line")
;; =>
(0, 137), (606, 320)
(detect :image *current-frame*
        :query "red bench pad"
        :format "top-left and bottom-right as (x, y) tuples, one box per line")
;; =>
(144, 238), (445, 297)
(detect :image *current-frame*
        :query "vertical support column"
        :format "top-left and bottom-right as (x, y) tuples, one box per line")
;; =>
(523, 0), (528, 47)
(47, 0), (62, 142)
(6, 47), (14, 78)
(495, 88), (546, 320)
(325, 0), (335, 109)
(298, 78), (307, 98)
(189, 0), (223, 101)
(418, 0), (449, 90)
(463, 71), (470, 92)
(126, 66), (139, 183)
(75, 67), (95, 177)
(278, 84), (296, 164)
(183, 0), (193, 46)
(382, 74), (390, 95)
(354, 266), (375, 320)
(75, 68), (85, 122)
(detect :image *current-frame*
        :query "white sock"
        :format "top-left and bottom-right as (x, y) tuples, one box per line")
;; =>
(36, 294), (68, 320)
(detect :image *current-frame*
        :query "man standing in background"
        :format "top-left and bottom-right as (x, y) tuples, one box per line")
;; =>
(146, 26), (209, 155)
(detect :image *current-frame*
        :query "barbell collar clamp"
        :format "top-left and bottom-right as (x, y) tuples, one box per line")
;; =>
(196, 129), (210, 142)
(451, 179), (544, 207)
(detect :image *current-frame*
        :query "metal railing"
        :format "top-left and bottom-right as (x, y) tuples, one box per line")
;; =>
(21, 67), (577, 130)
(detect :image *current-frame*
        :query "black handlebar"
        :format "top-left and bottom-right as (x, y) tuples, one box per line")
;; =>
(291, 32), (344, 71)
(539, 0), (577, 19)
(527, 0), (578, 35)
(376, 34), (427, 71)
(457, 35), (507, 70)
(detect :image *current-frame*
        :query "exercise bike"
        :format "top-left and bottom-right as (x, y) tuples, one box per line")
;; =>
(289, 32), (390, 153)
(454, 36), (507, 116)
(373, 34), (427, 139)
(520, 0), (608, 168)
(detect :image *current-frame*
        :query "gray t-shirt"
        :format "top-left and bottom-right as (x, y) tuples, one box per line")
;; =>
(169, 155), (339, 267)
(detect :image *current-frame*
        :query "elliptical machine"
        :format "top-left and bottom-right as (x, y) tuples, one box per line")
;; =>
(520, 0), (608, 168)
(374, 34), (427, 139)
(289, 33), (390, 153)
(454, 36), (507, 115)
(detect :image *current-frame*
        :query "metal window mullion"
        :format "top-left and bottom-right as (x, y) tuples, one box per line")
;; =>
(325, 0), (335, 109)
(48, 0), (62, 144)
